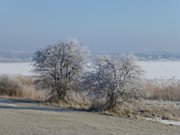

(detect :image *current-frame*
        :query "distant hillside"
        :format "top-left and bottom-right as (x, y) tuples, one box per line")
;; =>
(0, 51), (33, 62)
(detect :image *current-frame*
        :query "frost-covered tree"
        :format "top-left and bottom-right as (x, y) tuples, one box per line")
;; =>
(33, 40), (87, 101)
(84, 55), (143, 110)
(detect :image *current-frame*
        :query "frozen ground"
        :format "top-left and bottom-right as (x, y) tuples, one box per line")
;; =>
(1, 61), (180, 79)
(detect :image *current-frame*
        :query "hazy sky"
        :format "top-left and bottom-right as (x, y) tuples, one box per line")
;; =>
(0, 0), (180, 53)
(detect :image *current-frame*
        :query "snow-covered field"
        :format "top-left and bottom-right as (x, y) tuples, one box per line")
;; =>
(138, 61), (180, 79)
(1, 61), (180, 79)
(0, 63), (33, 76)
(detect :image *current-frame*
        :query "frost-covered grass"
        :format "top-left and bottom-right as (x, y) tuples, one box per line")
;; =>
(0, 74), (180, 121)
(106, 100), (180, 121)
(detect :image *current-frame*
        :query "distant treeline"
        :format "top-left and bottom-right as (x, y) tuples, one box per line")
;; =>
(135, 52), (180, 61)
(92, 52), (180, 61)
(1, 51), (180, 63)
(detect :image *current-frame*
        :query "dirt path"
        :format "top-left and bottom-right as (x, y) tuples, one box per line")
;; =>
(0, 98), (180, 135)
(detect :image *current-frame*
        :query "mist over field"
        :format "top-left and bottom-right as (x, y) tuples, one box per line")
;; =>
(0, 1), (180, 53)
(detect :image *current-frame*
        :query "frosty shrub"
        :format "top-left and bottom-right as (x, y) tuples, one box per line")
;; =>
(33, 40), (87, 101)
(84, 55), (143, 110)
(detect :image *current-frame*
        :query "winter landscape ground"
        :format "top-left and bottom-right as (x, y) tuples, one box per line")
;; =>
(0, 98), (180, 135)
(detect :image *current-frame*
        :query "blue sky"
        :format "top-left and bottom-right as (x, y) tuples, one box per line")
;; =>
(0, 0), (180, 53)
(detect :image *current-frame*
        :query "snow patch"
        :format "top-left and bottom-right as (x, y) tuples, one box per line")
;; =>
(145, 117), (180, 126)
(0, 103), (17, 107)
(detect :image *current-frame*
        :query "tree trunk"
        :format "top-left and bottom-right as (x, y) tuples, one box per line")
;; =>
(105, 94), (117, 110)
(52, 81), (67, 101)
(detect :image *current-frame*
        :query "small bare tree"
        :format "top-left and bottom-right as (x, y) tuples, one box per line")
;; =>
(85, 55), (143, 110)
(32, 40), (87, 101)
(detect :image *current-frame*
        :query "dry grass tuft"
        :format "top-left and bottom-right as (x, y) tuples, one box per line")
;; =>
(145, 79), (180, 101)
(47, 90), (92, 110)
(0, 75), (48, 101)
(0, 75), (23, 97)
